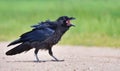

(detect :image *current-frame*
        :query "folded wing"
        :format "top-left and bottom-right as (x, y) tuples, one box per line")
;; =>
(7, 21), (56, 46)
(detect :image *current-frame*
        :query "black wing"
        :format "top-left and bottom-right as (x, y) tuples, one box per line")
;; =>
(20, 28), (54, 42)
(8, 20), (57, 46)
(8, 28), (55, 46)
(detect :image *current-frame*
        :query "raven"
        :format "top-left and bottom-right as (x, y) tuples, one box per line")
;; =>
(6, 16), (75, 62)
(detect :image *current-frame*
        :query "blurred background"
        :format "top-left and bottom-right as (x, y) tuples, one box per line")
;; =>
(0, 0), (120, 47)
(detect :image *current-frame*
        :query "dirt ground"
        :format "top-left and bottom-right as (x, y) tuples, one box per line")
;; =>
(0, 42), (120, 71)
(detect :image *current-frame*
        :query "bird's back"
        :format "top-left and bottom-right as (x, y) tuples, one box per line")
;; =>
(8, 21), (56, 46)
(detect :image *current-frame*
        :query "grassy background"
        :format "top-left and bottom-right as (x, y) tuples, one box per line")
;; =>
(0, 0), (120, 47)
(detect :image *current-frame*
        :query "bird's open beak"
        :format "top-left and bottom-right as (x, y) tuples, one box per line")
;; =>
(68, 17), (75, 27)
(70, 24), (75, 27)
(69, 17), (75, 20)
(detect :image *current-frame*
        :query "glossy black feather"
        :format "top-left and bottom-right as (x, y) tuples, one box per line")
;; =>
(31, 20), (57, 30)
(8, 21), (56, 46)
(6, 42), (32, 55)
(20, 28), (54, 42)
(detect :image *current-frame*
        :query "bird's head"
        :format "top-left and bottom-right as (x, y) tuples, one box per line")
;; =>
(57, 16), (75, 27)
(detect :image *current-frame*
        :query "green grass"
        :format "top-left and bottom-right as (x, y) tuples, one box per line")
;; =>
(0, 0), (120, 47)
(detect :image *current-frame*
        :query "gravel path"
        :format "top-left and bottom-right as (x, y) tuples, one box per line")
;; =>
(0, 42), (120, 71)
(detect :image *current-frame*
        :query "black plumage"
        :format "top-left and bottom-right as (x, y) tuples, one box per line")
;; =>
(6, 16), (75, 62)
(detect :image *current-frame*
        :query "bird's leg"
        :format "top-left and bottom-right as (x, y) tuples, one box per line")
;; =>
(48, 48), (59, 61)
(34, 49), (40, 62)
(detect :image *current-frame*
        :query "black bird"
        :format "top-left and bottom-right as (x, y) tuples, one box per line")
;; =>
(6, 16), (75, 62)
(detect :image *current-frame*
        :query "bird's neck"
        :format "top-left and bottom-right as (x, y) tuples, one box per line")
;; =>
(50, 27), (69, 44)
(43, 26), (69, 45)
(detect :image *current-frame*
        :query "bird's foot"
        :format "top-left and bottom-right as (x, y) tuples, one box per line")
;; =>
(52, 59), (64, 62)
(34, 60), (46, 63)
(34, 60), (41, 63)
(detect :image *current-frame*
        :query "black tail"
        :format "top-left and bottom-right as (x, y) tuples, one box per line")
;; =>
(7, 39), (21, 47)
(6, 43), (32, 55)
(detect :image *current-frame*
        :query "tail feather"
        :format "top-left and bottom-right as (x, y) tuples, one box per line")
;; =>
(6, 43), (32, 55)
(7, 39), (21, 47)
